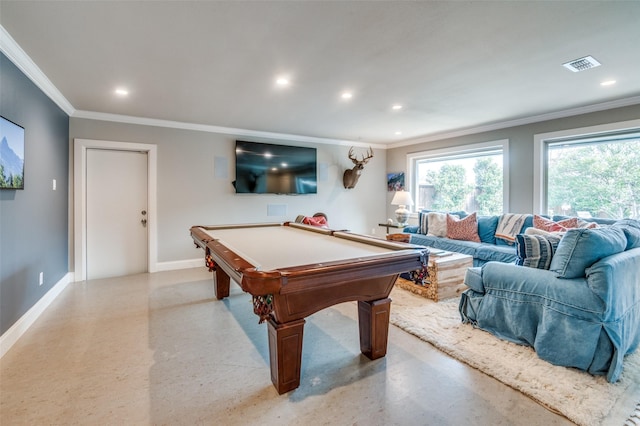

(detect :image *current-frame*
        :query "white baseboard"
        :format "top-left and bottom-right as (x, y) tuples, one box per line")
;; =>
(155, 258), (203, 272)
(0, 272), (74, 359)
(1, 260), (203, 358)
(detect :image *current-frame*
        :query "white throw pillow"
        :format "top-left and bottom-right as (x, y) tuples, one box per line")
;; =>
(524, 227), (566, 238)
(427, 212), (458, 237)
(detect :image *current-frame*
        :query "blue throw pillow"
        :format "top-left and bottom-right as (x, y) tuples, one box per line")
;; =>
(613, 219), (640, 250)
(515, 233), (560, 269)
(477, 215), (499, 244)
(549, 227), (628, 278)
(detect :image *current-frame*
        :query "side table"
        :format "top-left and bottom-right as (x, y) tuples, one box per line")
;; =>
(378, 222), (406, 234)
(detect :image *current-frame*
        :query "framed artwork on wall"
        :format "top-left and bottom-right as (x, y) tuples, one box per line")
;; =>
(387, 172), (404, 191)
(0, 116), (25, 190)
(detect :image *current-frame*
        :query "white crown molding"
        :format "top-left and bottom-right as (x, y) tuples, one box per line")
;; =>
(389, 95), (640, 149)
(72, 110), (381, 149)
(0, 25), (75, 116)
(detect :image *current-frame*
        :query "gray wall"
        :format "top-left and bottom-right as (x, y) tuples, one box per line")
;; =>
(69, 118), (388, 265)
(0, 53), (69, 335)
(386, 104), (640, 221)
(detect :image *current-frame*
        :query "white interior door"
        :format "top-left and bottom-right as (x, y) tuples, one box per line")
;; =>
(86, 149), (148, 280)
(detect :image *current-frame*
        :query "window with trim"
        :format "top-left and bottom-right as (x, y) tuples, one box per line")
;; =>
(408, 140), (508, 215)
(541, 131), (640, 219)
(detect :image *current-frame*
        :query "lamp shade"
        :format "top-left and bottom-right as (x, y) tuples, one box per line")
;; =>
(391, 191), (413, 224)
(391, 190), (414, 207)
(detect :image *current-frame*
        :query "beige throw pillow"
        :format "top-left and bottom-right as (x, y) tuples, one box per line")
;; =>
(427, 212), (458, 237)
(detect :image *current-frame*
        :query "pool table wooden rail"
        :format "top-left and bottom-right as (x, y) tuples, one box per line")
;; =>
(190, 223), (427, 302)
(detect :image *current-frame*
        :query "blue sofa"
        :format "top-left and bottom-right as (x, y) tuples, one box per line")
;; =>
(399, 211), (640, 382)
(402, 212), (615, 267)
(459, 221), (640, 383)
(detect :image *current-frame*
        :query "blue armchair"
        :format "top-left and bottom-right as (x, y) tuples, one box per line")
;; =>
(459, 224), (640, 383)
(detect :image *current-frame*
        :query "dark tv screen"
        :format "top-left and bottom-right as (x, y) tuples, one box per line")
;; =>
(0, 116), (25, 190)
(235, 140), (317, 194)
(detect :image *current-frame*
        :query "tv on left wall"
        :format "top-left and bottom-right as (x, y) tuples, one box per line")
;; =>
(0, 116), (25, 190)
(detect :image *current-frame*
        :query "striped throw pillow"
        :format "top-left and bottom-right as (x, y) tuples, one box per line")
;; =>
(515, 233), (561, 269)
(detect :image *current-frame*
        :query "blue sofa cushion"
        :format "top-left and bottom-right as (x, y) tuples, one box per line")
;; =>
(613, 219), (640, 250)
(464, 267), (484, 293)
(403, 225), (420, 233)
(477, 215), (499, 244)
(433, 238), (477, 255)
(409, 234), (477, 256)
(515, 233), (561, 269)
(550, 227), (628, 278)
(475, 244), (517, 263)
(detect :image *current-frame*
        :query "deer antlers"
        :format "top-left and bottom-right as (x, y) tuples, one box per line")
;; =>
(343, 146), (374, 189)
(348, 146), (374, 166)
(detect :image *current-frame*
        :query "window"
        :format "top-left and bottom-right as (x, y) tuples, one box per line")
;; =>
(407, 140), (508, 215)
(534, 119), (640, 220)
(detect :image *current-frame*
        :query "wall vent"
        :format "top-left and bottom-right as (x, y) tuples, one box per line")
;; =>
(563, 56), (601, 72)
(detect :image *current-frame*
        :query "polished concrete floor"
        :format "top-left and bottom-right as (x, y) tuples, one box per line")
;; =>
(0, 268), (574, 425)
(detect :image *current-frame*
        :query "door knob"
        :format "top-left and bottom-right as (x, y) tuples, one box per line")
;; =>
(141, 218), (147, 227)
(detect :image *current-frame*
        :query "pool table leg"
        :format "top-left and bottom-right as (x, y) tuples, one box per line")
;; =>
(213, 268), (230, 300)
(358, 298), (391, 360)
(267, 318), (305, 394)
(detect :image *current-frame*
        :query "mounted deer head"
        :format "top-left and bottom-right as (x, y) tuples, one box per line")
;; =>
(343, 146), (374, 189)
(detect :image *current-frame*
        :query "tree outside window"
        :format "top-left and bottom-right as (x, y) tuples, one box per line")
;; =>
(416, 153), (503, 215)
(547, 138), (640, 219)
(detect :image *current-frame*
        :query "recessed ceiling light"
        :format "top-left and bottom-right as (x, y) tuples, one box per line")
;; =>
(392, 104), (403, 110)
(601, 80), (617, 86)
(341, 92), (353, 100)
(115, 88), (129, 96)
(276, 77), (290, 86)
(395, 131), (402, 135)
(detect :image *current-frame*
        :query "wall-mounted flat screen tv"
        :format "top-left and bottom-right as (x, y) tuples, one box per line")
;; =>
(0, 116), (25, 190)
(235, 140), (317, 194)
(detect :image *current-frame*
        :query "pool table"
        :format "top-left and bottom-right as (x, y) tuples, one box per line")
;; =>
(190, 222), (428, 394)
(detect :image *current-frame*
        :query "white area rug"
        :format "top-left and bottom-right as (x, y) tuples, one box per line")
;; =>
(389, 285), (640, 426)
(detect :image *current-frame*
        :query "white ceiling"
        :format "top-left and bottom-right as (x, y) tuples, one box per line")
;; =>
(1, 1), (639, 146)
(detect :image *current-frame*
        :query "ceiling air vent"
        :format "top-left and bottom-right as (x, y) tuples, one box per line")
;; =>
(563, 55), (601, 72)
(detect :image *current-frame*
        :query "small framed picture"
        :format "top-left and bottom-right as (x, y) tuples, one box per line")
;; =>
(387, 172), (404, 191)
(1, 116), (25, 190)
